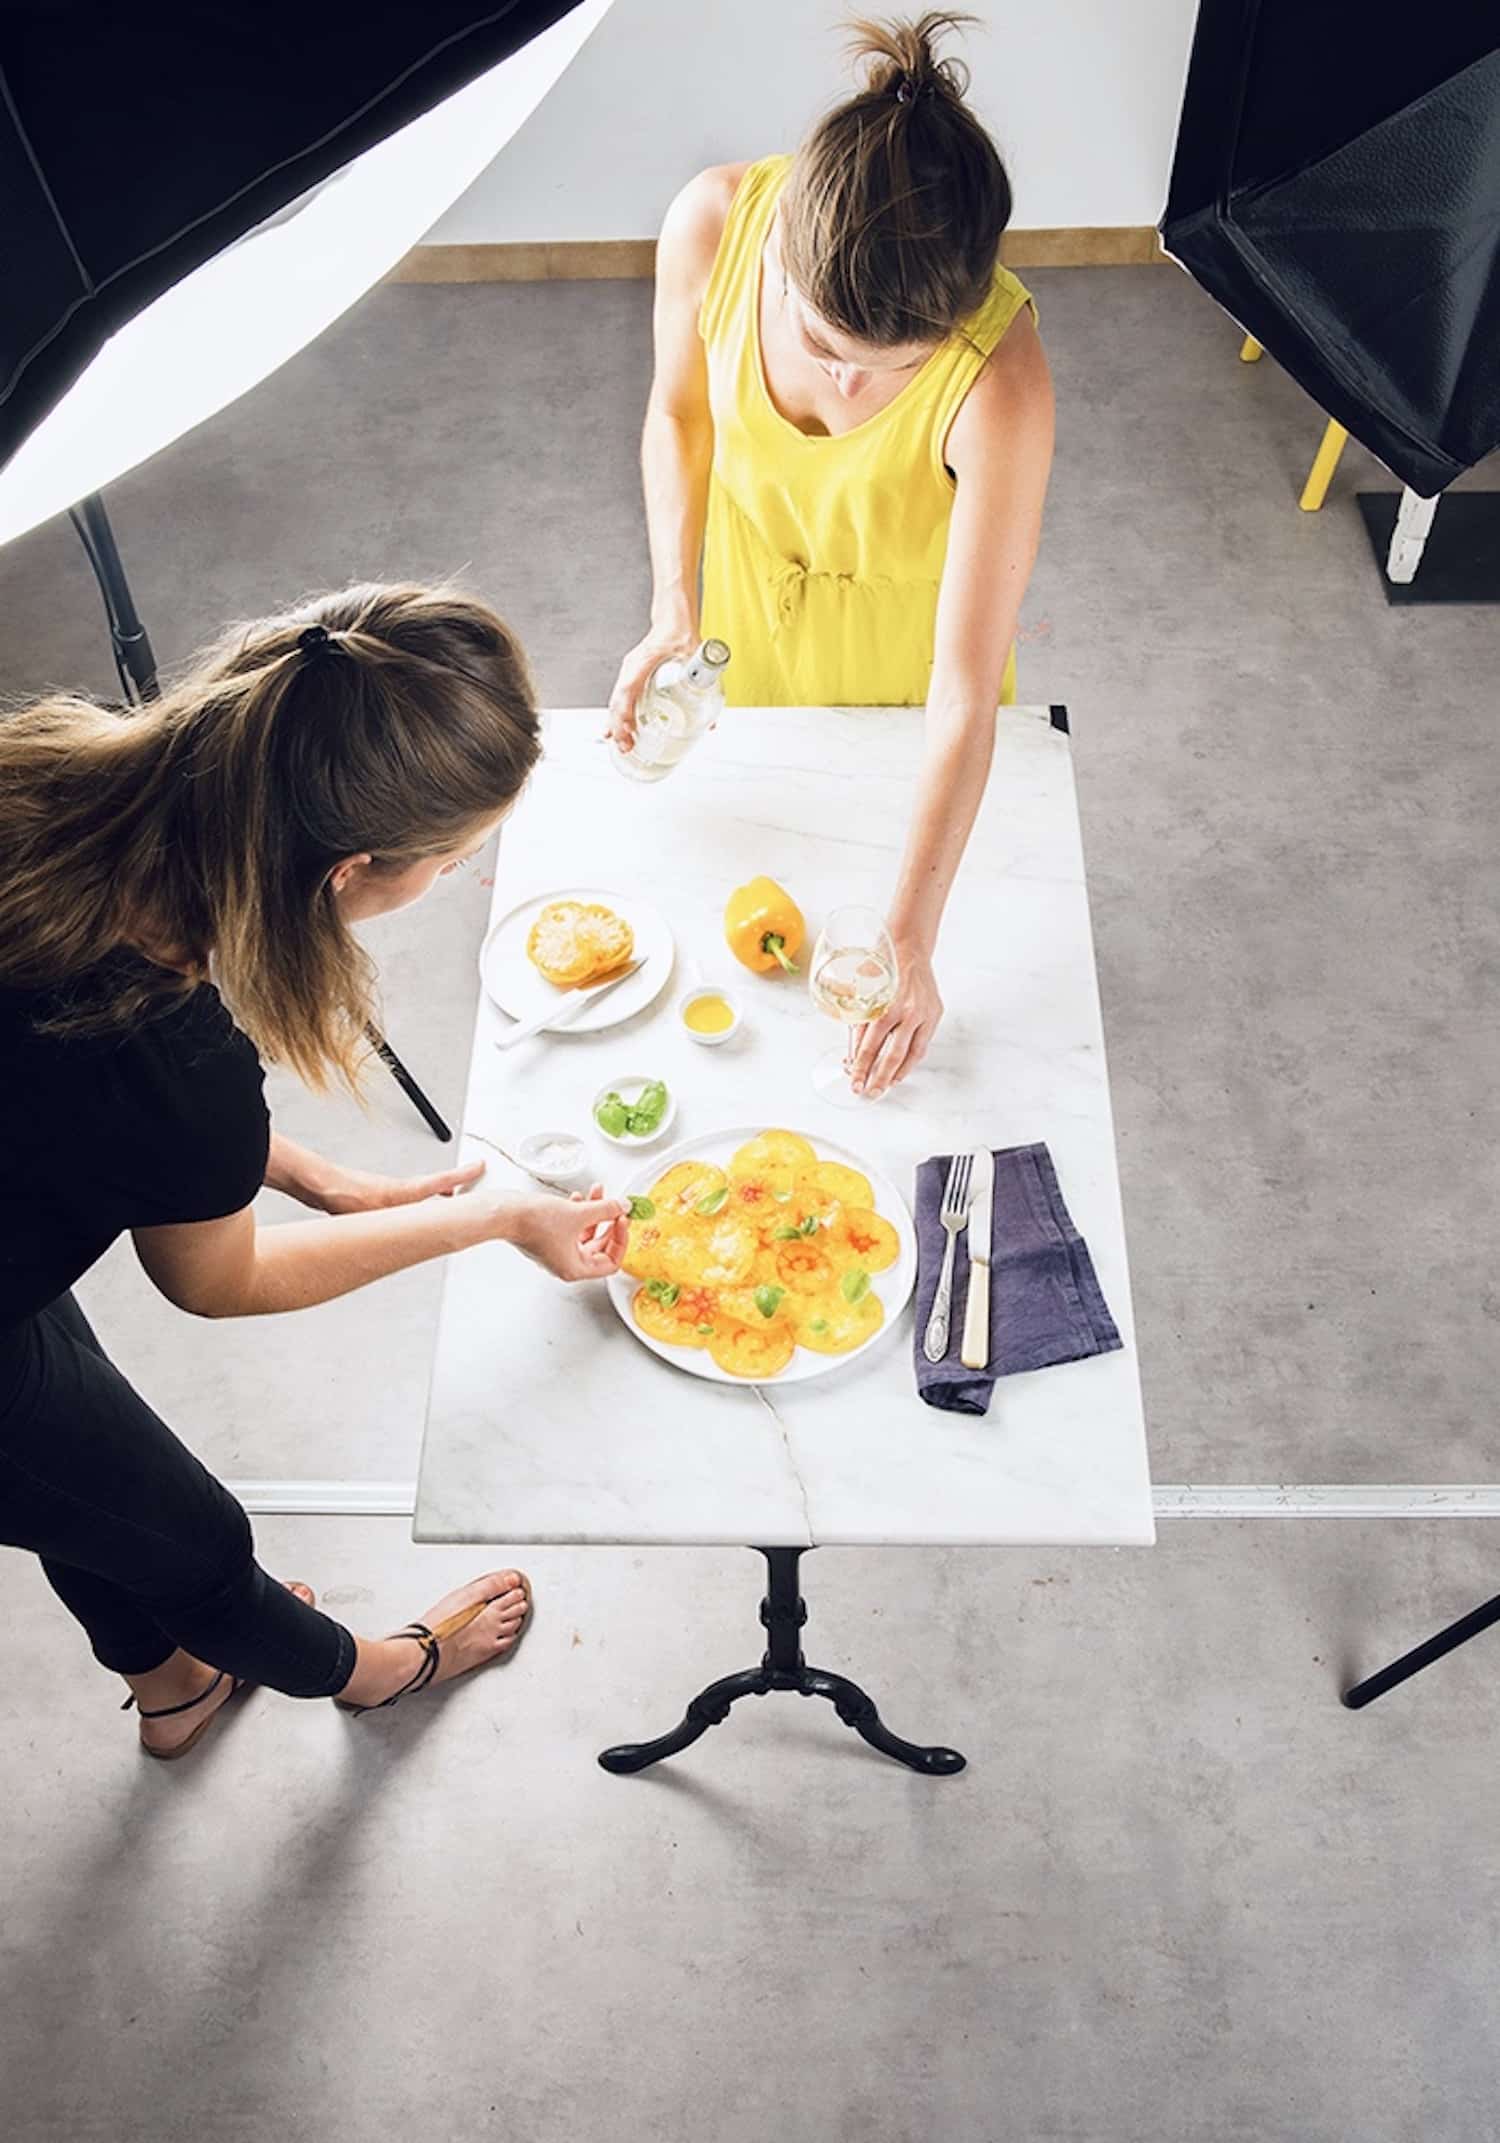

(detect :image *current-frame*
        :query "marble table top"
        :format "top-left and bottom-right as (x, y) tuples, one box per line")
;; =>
(414, 705), (1153, 1548)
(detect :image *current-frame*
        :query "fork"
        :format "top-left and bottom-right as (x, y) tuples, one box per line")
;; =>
(922, 1152), (973, 1362)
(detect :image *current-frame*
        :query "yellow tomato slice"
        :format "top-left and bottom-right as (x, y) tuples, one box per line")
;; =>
(775, 1239), (836, 1296)
(698, 1218), (759, 1287)
(831, 1207), (900, 1274)
(647, 1161), (729, 1218)
(718, 1279), (794, 1330)
(632, 1286), (716, 1350)
(622, 1217), (669, 1280)
(728, 1130), (818, 1199)
(796, 1160), (874, 1216)
(793, 1290), (885, 1355)
(709, 1320), (797, 1380)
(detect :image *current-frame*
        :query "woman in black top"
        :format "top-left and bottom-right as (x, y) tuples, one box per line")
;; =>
(0, 583), (627, 1756)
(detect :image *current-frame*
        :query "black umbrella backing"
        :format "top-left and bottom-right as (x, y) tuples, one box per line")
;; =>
(0, 1), (587, 473)
(1161, 2), (1500, 497)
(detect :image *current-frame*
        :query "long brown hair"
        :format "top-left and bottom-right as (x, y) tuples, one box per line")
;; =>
(0, 582), (540, 1088)
(780, 12), (1012, 348)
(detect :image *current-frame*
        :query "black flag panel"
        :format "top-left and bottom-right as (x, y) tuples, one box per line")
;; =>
(0, 2), (587, 472)
(1161, 3), (1500, 495)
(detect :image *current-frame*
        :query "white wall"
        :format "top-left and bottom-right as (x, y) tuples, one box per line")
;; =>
(424, 0), (1200, 246)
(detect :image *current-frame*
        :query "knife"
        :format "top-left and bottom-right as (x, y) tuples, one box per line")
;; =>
(959, 1145), (994, 1370)
(493, 960), (643, 1051)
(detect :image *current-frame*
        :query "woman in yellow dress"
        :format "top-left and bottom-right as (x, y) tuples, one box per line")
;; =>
(607, 12), (1054, 1096)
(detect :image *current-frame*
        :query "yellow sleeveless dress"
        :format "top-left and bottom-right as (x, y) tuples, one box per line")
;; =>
(698, 155), (1036, 708)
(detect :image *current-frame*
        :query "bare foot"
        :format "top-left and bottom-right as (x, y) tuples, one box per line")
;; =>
(340, 1571), (532, 1711)
(134, 1581), (316, 1756)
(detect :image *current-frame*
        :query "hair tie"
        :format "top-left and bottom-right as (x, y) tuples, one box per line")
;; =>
(297, 624), (336, 660)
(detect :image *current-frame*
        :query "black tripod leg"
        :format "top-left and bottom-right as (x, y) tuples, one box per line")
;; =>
(71, 494), (160, 705)
(800, 1667), (966, 1775)
(598, 1667), (770, 1774)
(366, 1029), (453, 1142)
(1343, 1591), (1500, 1709)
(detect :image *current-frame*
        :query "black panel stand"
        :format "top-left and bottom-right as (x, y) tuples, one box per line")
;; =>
(69, 492), (450, 1140)
(1342, 1590), (1500, 1709)
(598, 1547), (966, 1776)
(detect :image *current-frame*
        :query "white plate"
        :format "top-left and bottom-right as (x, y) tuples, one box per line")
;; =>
(480, 886), (674, 1037)
(608, 1124), (917, 1386)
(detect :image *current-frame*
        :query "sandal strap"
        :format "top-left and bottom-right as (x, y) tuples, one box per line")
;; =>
(122, 1670), (228, 1720)
(357, 1626), (441, 1712)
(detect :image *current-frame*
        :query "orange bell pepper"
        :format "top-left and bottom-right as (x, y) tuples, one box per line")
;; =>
(725, 876), (805, 974)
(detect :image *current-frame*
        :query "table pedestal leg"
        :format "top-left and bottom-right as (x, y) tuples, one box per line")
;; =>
(598, 1546), (966, 1776)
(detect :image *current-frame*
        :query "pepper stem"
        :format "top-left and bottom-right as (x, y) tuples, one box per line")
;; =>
(763, 933), (799, 973)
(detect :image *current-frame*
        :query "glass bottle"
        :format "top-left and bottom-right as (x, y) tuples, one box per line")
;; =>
(613, 637), (730, 783)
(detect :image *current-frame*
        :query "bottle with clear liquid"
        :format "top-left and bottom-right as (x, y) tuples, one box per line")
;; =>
(614, 637), (730, 783)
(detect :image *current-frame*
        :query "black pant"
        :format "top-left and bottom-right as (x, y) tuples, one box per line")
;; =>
(0, 1293), (355, 1697)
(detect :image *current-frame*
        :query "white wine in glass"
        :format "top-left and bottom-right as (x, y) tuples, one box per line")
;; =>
(808, 905), (899, 1105)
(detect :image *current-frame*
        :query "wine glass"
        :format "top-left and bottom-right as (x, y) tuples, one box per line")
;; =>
(808, 905), (900, 1106)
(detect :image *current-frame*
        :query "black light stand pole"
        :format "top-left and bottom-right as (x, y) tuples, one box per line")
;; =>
(69, 492), (452, 1141)
(1343, 1589), (1500, 1709)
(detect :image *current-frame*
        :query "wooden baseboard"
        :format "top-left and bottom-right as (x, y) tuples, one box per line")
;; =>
(387, 226), (1166, 285)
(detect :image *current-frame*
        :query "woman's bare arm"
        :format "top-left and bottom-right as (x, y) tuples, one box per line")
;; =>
(132, 1182), (626, 1319)
(606, 164), (744, 740)
(853, 309), (1056, 1094)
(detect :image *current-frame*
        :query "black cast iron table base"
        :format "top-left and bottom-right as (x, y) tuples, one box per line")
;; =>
(598, 1546), (966, 1776)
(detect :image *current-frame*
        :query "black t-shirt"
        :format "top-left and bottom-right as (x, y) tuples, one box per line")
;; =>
(0, 956), (269, 1331)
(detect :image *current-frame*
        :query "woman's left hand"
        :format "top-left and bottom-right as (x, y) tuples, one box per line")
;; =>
(304, 1158), (487, 1216)
(847, 947), (943, 1099)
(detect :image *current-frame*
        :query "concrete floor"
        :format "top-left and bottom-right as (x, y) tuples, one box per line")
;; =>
(2, 265), (1498, 2136)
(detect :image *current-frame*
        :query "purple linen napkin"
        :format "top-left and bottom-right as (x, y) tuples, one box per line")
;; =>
(913, 1142), (1122, 1414)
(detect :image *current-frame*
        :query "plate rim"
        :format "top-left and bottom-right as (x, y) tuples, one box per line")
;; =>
(479, 883), (674, 1034)
(607, 1122), (917, 1387)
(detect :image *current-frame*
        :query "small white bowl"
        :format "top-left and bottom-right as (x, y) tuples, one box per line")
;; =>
(516, 1130), (592, 1191)
(591, 1074), (678, 1149)
(677, 984), (743, 1047)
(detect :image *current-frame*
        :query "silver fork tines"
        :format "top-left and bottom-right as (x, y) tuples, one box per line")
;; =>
(922, 1152), (973, 1362)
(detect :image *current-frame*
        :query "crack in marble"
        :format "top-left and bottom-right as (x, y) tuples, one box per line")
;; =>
(751, 1384), (817, 1545)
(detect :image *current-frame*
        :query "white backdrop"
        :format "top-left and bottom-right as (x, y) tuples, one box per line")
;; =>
(424, 0), (1200, 245)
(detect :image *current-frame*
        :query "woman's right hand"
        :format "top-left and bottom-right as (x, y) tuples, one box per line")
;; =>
(490, 1184), (628, 1281)
(605, 620), (699, 753)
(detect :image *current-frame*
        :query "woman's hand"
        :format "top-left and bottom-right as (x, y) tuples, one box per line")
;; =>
(847, 945), (944, 1099)
(605, 621), (699, 753)
(493, 1183), (628, 1282)
(303, 1157), (487, 1216)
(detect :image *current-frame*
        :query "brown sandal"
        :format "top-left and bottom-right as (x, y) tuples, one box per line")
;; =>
(124, 1578), (316, 1759)
(125, 1672), (247, 1761)
(336, 1576), (534, 1716)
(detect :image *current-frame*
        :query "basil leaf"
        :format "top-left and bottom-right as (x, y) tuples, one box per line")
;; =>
(772, 1224), (802, 1241)
(753, 1284), (786, 1320)
(800, 1215), (820, 1236)
(657, 1283), (680, 1307)
(629, 1079), (668, 1132)
(695, 1186), (729, 1216)
(840, 1268), (870, 1304)
(595, 1093), (630, 1136)
(810, 1318), (830, 1334)
(646, 1279), (666, 1299)
(696, 1322), (715, 1336)
(627, 1196), (655, 1221)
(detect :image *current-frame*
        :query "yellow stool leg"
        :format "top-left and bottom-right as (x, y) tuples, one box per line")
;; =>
(1240, 335), (1264, 362)
(1299, 420), (1349, 511)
